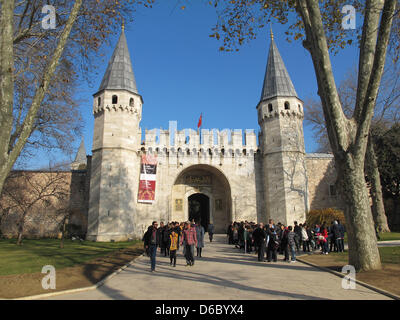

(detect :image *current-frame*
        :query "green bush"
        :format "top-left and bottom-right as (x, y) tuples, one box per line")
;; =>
(306, 208), (345, 227)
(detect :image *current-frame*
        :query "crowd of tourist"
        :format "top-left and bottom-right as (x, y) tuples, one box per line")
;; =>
(142, 220), (211, 272)
(142, 218), (346, 272)
(226, 219), (346, 262)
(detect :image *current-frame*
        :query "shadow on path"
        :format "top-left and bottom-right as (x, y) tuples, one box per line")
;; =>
(123, 259), (327, 300)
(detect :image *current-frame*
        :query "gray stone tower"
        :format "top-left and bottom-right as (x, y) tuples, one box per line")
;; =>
(257, 30), (308, 226)
(87, 28), (143, 241)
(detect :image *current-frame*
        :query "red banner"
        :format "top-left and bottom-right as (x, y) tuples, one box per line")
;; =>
(138, 154), (157, 203)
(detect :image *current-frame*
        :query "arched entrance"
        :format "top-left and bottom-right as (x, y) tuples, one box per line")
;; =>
(171, 164), (232, 233)
(188, 193), (210, 231)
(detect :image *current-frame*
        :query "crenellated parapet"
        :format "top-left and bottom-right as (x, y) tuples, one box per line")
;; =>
(141, 127), (259, 157)
(93, 104), (139, 115)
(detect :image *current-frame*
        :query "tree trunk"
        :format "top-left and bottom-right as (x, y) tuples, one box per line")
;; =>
(294, 0), (396, 272)
(0, 211), (4, 237)
(16, 223), (23, 245)
(60, 218), (67, 249)
(366, 135), (390, 232)
(0, 0), (16, 198)
(338, 157), (382, 271)
(0, 0), (83, 197)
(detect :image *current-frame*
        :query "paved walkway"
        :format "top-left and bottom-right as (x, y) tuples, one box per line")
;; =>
(342, 240), (400, 251)
(377, 240), (400, 247)
(47, 235), (391, 300)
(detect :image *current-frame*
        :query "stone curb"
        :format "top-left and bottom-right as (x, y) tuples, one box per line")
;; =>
(297, 257), (400, 300)
(12, 253), (145, 300)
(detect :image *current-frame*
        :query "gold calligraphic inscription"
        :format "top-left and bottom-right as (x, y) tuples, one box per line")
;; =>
(175, 199), (183, 211)
(215, 199), (223, 211)
(185, 175), (212, 185)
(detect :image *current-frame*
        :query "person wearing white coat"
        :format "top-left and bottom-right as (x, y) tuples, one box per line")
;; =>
(301, 225), (310, 252)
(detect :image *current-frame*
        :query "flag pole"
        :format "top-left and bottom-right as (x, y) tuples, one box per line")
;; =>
(200, 113), (202, 143)
(197, 112), (202, 138)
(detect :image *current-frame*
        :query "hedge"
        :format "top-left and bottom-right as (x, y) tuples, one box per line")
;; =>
(306, 208), (345, 227)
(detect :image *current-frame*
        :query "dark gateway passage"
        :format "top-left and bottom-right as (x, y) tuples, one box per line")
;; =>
(188, 193), (209, 231)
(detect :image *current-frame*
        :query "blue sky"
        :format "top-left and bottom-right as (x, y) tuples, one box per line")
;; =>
(29, 1), (360, 168)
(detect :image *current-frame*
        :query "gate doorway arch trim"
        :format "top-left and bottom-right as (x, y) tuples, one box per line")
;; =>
(171, 164), (232, 231)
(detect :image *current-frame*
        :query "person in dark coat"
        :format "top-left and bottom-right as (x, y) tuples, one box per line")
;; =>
(143, 221), (160, 272)
(158, 222), (165, 254)
(294, 221), (302, 252)
(329, 221), (337, 252)
(337, 220), (345, 252)
(277, 224), (285, 254)
(305, 225), (314, 250)
(244, 225), (252, 253)
(142, 230), (150, 256)
(266, 227), (279, 262)
(163, 224), (171, 256)
(333, 220), (345, 252)
(252, 223), (266, 261)
(238, 222), (245, 249)
(227, 222), (234, 244)
(281, 227), (289, 261)
(207, 223), (215, 242)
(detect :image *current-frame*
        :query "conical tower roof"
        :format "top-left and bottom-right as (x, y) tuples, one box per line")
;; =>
(260, 32), (297, 101)
(74, 139), (87, 163)
(97, 30), (138, 94)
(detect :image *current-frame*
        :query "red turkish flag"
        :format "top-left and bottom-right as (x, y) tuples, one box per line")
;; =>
(197, 113), (202, 128)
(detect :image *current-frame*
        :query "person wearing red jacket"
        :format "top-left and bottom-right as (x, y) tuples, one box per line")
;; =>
(317, 225), (329, 254)
(180, 222), (198, 266)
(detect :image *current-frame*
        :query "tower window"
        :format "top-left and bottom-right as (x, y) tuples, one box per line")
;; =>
(112, 95), (118, 104)
(284, 102), (290, 110)
(98, 97), (101, 106)
(268, 103), (273, 112)
(298, 104), (301, 112)
(129, 97), (134, 107)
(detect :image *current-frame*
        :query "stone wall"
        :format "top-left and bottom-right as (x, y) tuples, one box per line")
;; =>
(0, 169), (90, 239)
(133, 147), (262, 236)
(306, 154), (344, 211)
(123, 126), (262, 236)
(1, 171), (69, 238)
(0, 150), (350, 239)
(68, 156), (91, 237)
